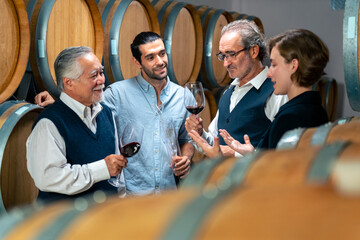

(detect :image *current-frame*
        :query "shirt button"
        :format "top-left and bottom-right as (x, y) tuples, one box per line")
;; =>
(155, 131), (158, 135)
(155, 186), (159, 189)
(155, 149), (158, 153)
(152, 95), (155, 98)
(155, 168), (158, 171)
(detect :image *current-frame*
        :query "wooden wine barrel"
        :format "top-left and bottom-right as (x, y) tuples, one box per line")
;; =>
(3, 142), (360, 239)
(197, 6), (233, 89)
(150, 0), (203, 86)
(182, 141), (360, 189)
(0, 101), (43, 214)
(102, 0), (160, 83)
(343, 0), (360, 111)
(313, 76), (338, 121)
(230, 12), (265, 34)
(0, 0), (30, 104)
(95, 0), (110, 14)
(199, 89), (217, 132)
(1, 192), (107, 239)
(28, 0), (103, 98)
(276, 116), (360, 149)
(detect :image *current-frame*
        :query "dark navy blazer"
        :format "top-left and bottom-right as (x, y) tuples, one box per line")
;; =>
(257, 91), (328, 149)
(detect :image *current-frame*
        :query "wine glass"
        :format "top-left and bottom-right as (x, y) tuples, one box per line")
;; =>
(108, 122), (144, 187)
(161, 117), (181, 159)
(184, 82), (205, 117)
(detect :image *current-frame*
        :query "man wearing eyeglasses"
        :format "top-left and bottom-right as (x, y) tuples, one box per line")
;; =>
(185, 19), (288, 157)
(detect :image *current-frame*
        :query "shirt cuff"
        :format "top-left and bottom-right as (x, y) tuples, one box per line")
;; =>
(88, 160), (110, 183)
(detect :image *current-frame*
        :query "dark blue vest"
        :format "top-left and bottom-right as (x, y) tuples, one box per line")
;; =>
(33, 100), (117, 202)
(217, 78), (273, 147)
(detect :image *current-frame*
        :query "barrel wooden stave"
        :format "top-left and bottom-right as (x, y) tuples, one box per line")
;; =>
(0, 0), (30, 104)
(197, 7), (232, 89)
(295, 117), (360, 148)
(3, 201), (73, 239)
(200, 184), (360, 240)
(231, 12), (265, 34)
(29, 0), (103, 98)
(314, 76), (338, 121)
(201, 142), (360, 190)
(2, 189), (196, 239)
(150, 1), (203, 86)
(103, 0), (160, 83)
(2, 143), (360, 239)
(0, 101), (42, 213)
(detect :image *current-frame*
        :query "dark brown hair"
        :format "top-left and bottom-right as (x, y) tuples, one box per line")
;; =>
(268, 29), (329, 87)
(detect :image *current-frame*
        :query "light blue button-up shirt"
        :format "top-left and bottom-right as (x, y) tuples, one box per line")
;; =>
(102, 73), (191, 195)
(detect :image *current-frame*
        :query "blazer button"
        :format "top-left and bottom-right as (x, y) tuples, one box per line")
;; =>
(226, 119), (230, 123)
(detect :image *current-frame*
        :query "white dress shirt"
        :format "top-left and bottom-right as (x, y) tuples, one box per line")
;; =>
(26, 92), (125, 196)
(202, 67), (288, 156)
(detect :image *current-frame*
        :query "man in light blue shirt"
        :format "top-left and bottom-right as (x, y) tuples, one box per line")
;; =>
(103, 32), (193, 195)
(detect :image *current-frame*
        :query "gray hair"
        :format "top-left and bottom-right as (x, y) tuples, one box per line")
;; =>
(54, 46), (94, 91)
(221, 19), (267, 64)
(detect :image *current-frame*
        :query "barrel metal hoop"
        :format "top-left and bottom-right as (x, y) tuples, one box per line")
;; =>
(0, 206), (37, 238)
(311, 116), (351, 146)
(101, 0), (116, 29)
(307, 141), (350, 184)
(35, 0), (59, 97)
(204, 9), (225, 88)
(336, 116), (353, 125)
(162, 150), (262, 240)
(151, 0), (160, 6)
(163, 2), (187, 85)
(109, 0), (133, 81)
(157, 0), (173, 24)
(324, 78), (333, 109)
(34, 209), (85, 240)
(26, 0), (37, 21)
(180, 155), (224, 188)
(276, 127), (306, 149)
(343, 0), (360, 111)
(310, 122), (335, 145)
(200, 7), (212, 25)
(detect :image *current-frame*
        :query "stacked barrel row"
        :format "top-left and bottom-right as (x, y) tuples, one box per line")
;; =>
(0, 0), (265, 213)
(1, 118), (360, 239)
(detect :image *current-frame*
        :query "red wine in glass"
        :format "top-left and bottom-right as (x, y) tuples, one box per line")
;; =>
(184, 82), (205, 117)
(185, 106), (204, 115)
(120, 142), (141, 157)
(108, 122), (144, 188)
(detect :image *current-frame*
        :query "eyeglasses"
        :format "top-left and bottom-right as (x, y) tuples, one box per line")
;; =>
(216, 48), (248, 61)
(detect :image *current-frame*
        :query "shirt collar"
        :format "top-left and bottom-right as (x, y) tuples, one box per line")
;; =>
(231, 66), (269, 90)
(135, 72), (170, 96)
(59, 92), (102, 119)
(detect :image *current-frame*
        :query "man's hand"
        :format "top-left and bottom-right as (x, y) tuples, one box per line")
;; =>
(188, 130), (222, 158)
(104, 154), (128, 176)
(185, 115), (203, 136)
(219, 129), (254, 155)
(34, 91), (55, 107)
(170, 155), (191, 179)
